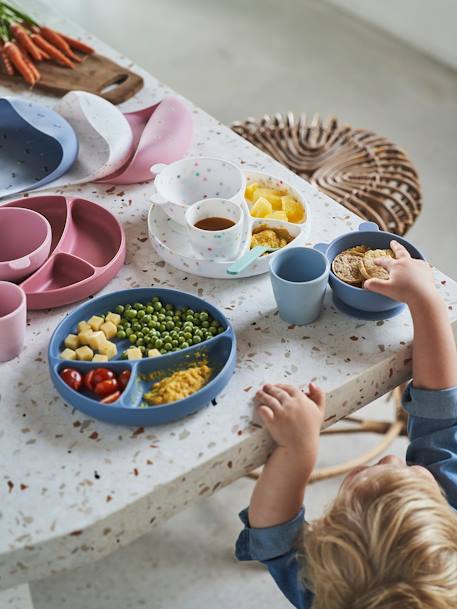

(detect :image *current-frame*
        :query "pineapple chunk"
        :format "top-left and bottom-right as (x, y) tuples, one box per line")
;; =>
(100, 321), (117, 340)
(77, 320), (91, 333)
(250, 197), (273, 218)
(266, 210), (289, 222)
(126, 347), (142, 360)
(92, 354), (108, 362)
(245, 182), (261, 201)
(88, 331), (108, 352)
(98, 340), (117, 359)
(253, 188), (283, 210)
(88, 315), (104, 331)
(147, 348), (161, 358)
(75, 345), (94, 361)
(281, 195), (305, 223)
(105, 312), (121, 326)
(60, 348), (76, 360)
(78, 328), (94, 346)
(64, 334), (80, 350)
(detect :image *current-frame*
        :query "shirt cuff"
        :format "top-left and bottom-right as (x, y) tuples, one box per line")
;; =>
(235, 507), (305, 562)
(402, 382), (457, 419)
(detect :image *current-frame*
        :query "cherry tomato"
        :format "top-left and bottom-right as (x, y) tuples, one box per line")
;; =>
(100, 391), (121, 404)
(60, 368), (82, 392)
(83, 369), (96, 391)
(92, 368), (115, 386)
(118, 370), (131, 390)
(94, 378), (119, 397)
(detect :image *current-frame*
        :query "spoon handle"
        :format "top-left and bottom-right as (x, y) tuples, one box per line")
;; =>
(226, 246), (268, 275)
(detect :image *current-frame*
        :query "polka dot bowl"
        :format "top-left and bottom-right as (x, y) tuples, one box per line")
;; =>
(150, 157), (246, 226)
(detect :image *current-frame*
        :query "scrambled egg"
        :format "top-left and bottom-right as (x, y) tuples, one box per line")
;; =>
(250, 227), (291, 250)
(143, 363), (212, 405)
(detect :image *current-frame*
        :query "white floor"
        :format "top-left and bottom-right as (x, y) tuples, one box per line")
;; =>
(33, 1), (457, 607)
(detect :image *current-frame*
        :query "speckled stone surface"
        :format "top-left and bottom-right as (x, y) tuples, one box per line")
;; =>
(1, 0), (457, 594)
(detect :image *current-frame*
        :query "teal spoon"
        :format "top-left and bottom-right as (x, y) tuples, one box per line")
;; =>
(226, 245), (279, 275)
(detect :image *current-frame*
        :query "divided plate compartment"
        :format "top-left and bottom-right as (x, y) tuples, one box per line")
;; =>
(48, 288), (236, 425)
(0, 97), (78, 199)
(2, 195), (126, 309)
(147, 170), (311, 279)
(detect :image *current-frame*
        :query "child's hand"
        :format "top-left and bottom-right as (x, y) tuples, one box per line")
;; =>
(255, 383), (325, 459)
(365, 240), (436, 306)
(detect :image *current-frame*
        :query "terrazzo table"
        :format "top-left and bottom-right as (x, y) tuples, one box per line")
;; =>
(1, 2), (457, 607)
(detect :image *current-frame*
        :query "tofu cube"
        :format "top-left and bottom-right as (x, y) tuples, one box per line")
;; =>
(105, 312), (121, 326)
(98, 340), (117, 359)
(75, 345), (94, 361)
(92, 354), (108, 362)
(88, 315), (104, 331)
(126, 347), (142, 360)
(100, 321), (117, 340)
(64, 334), (80, 350)
(147, 348), (161, 358)
(88, 331), (108, 352)
(77, 321), (91, 333)
(78, 329), (94, 346)
(59, 348), (76, 360)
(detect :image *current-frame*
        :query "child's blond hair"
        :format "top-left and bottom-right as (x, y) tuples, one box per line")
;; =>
(299, 468), (457, 609)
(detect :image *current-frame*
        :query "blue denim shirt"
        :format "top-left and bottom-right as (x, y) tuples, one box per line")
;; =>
(235, 383), (457, 608)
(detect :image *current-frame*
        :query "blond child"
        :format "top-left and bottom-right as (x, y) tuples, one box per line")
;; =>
(236, 241), (457, 609)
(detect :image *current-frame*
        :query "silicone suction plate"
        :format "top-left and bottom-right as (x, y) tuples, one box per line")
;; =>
(2, 195), (126, 309)
(48, 288), (237, 426)
(0, 97), (78, 198)
(98, 96), (193, 184)
(44, 91), (134, 187)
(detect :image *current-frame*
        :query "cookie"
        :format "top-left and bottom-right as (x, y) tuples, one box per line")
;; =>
(359, 248), (394, 280)
(332, 251), (365, 284)
(346, 245), (369, 255)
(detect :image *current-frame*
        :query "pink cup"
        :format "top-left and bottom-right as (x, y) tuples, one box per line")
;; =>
(0, 282), (26, 362)
(0, 207), (52, 282)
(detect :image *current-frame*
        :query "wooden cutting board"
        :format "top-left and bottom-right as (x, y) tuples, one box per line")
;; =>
(0, 53), (144, 105)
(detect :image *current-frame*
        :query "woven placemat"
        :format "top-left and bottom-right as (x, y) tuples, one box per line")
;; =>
(232, 113), (422, 235)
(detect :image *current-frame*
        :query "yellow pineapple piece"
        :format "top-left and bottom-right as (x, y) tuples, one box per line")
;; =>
(101, 321), (117, 340)
(105, 312), (121, 326)
(127, 347), (142, 360)
(77, 321), (91, 333)
(266, 210), (289, 221)
(253, 188), (283, 210)
(148, 348), (161, 358)
(88, 331), (108, 352)
(78, 329), (94, 346)
(92, 354), (108, 363)
(98, 340), (117, 359)
(245, 182), (261, 201)
(60, 348), (76, 361)
(250, 197), (273, 218)
(281, 195), (305, 223)
(88, 315), (104, 331)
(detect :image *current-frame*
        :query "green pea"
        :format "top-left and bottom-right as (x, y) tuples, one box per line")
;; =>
(137, 338), (144, 346)
(129, 334), (137, 343)
(132, 323), (141, 332)
(125, 328), (132, 337)
(192, 336), (201, 344)
(152, 296), (160, 303)
(157, 313), (165, 322)
(210, 320), (218, 327)
(210, 327), (218, 335)
(160, 349), (167, 354)
(140, 346), (147, 355)
(200, 311), (209, 320)
(171, 339), (179, 347)
(155, 339), (163, 348)
(115, 305), (124, 314)
(202, 320), (210, 328)
(143, 314), (151, 323)
(124, 304), (132, 311)
(184, 332), (192, 341)
(181, 341), (189, 348)
(159, 323), (166, 332)
(126, 309), (137, 319)
(154, 302), (163, 311)
(134, 302), (143, 310)
(187, 309), (194, 315)
(137, 310), (145, 319)
(185, 315), (194, 323)
(116, 330), (126, 339)
(164, 342), (172, 351)
(146, 305), (154, 314)
(165, 320), (174, 330)
(165, 303), (174, 311)
(218, 327), (224, 334)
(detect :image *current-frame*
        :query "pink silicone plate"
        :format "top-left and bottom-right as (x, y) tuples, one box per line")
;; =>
(2, 195), (126, 309)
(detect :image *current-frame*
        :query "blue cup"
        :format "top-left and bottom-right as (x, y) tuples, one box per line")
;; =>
(269, 247), (330, 325)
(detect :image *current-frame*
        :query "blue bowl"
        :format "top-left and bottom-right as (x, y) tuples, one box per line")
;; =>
(48, 288), (236, 426)
(314, 222), (424, 314)
(0, 97), (78, 199)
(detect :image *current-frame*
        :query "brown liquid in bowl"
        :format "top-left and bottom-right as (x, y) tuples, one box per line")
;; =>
(194, 217), (235, 231)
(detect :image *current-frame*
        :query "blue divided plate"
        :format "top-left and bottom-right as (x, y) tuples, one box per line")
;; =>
(48, 288), (236, 426)
(0, 97), (78, 199)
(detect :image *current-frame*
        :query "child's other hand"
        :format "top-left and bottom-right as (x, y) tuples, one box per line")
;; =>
(365, 240), (436, 306)
(255, 383), (325, 459)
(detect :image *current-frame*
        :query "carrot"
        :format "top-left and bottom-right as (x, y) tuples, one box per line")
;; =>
(20, 48), (40, 83)
(58, 32), (94, 55)
(39, 26), (82, 62)
(3, 41), (35, 85)
(30, 34), (74, 68)
(10, 23), (43, 61)
(0, 44), (15, 76)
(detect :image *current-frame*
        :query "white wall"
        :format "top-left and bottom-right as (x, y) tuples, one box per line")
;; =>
(324, 0), (457, 72)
